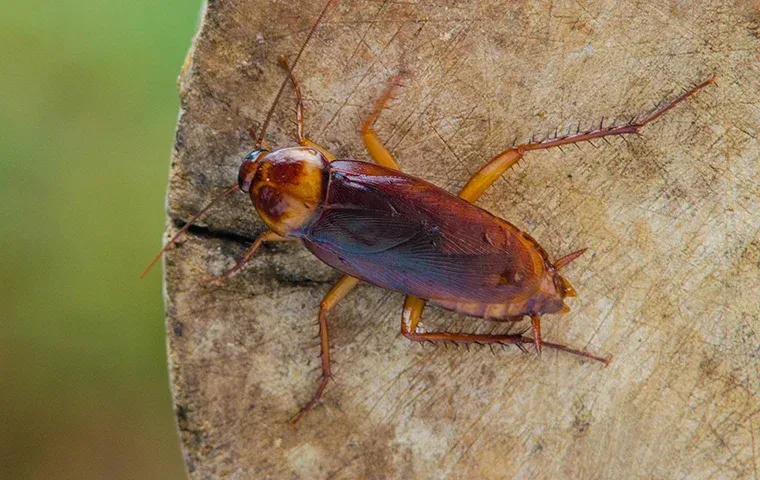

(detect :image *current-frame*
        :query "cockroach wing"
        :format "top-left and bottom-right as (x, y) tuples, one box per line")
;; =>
(302, 161), (549, 306)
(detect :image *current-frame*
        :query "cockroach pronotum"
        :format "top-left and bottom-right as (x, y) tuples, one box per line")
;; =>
(143, 0), (716, 426)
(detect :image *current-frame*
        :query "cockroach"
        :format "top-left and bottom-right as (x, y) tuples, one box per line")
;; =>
(143, 0), (715, 426)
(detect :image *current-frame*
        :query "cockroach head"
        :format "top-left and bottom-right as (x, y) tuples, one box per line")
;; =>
(245, 147), (330, 236)
(238, 149), (270, 193)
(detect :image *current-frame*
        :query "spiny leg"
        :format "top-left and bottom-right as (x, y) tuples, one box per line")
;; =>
(459, 75), (715, 203)
(202, 230), (294, 286)
(290, 275), (360, 426)
(400, 298), (609, 364)
(361, 73), (405, 169)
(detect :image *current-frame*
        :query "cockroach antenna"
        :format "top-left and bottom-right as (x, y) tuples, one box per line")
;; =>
(140, 184), (240, 278)
(141, 0), (339, 278)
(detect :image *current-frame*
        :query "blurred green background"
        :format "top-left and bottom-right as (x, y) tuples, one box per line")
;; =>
(1, 1), (201, 478)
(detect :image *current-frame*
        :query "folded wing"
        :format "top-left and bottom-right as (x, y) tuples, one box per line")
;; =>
(302, 161), (547, 305)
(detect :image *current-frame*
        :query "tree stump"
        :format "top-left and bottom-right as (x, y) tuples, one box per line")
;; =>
(163, 1), (760, 478)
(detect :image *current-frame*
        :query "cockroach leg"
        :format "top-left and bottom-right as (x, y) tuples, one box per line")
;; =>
(458, 148), (523, 203)
(361, 73), (406, 169)
(539, 340), (611, 365)
(280, 55), (336, 162)
(247, 125), (274, 151)
(279, 56), (305, 142)
(201, 230), (292, 287)
(290, 275), (360, 427)
(531, 314), (543, 357)
(459, 76), (715, 204)
(252, 0), (339, 150)
(400, 301), (609, 364)
(402, 295), (426, 333)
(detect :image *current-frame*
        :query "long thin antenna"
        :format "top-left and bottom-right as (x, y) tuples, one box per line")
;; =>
(142, 2), (339, 278)
(254, 0), (340, 147)
(140, 184), (239, 278)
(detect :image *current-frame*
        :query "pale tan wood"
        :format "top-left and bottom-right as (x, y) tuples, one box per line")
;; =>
(164, 1), (760, 478)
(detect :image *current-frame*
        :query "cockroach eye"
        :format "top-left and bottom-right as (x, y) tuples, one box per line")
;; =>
(238, 149), (269, 192)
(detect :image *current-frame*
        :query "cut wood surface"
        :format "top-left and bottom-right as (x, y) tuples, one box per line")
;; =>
(163, 1), (760, 478)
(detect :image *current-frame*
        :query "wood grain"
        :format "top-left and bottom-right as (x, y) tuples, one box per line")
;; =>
(163, 1), (760, 478)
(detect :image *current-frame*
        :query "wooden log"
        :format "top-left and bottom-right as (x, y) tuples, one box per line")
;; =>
(164, 1), (760, 477)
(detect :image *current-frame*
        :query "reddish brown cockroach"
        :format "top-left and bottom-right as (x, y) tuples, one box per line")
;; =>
(144, 1), (715, 426)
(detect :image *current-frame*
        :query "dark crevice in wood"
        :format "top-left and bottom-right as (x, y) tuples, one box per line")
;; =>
(169, 216), (258, 246)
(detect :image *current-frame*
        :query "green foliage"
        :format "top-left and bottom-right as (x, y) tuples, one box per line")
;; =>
(0, 1), (200, 478)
